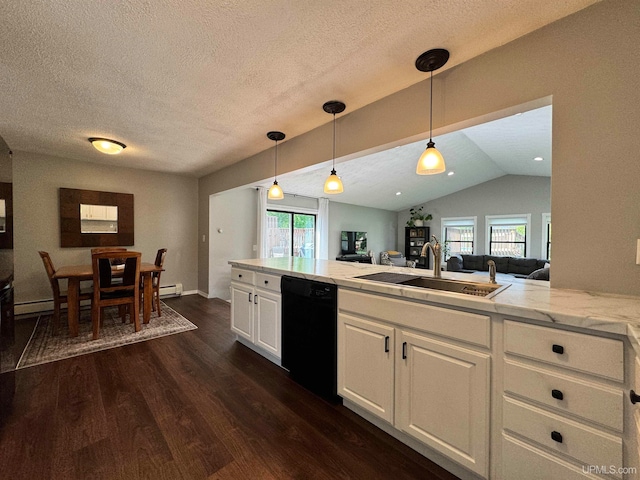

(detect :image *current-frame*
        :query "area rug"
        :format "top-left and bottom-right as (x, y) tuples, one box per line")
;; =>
(17, 302), (197, 369)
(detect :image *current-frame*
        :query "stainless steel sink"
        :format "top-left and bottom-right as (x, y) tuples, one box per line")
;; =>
(355, 272), (510, 299)
(398, 276), (509, 298)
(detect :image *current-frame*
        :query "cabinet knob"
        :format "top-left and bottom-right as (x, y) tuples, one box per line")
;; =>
(238, 274), (242, 278)
(264, 280), (269, 284)
(551, 431), (563, 443)
(551, 389), (564, 400)
(552, 344), (564, 354)
(631, 390), (640, 405)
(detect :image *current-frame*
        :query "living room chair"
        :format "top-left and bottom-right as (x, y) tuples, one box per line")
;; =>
(38, 251), (93, 334)
(91, 250), (141, 340)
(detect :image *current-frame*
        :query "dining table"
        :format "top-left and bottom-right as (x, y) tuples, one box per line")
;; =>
(53, 262), (164, 337)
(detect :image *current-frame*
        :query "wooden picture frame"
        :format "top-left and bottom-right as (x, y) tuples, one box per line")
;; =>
(59, 188), (134, 248)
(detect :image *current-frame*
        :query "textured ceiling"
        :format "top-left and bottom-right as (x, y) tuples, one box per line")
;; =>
(0, 1), (596, 177)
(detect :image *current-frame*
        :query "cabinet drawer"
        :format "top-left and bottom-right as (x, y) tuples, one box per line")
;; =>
(255, 272), (280, 293)
(503, 397), (622, 474)
(504, 320), (623, 382)
(504, 360), (623, 431)
(503, 434), (602, 480)
(231, 267), (255, 285)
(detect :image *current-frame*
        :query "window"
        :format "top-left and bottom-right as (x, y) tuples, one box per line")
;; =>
(542, 213), (551, 260)
(485, 214), (531, 258)
(441, 217), (476, 260)
(266, 210), (316, 258)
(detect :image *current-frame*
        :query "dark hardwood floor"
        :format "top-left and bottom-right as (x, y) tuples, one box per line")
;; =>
(0, 295), (459, 479)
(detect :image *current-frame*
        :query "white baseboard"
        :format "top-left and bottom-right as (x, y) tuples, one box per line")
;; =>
(16, 283), (189, 316)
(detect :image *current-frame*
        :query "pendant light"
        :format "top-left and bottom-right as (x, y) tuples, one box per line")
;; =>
(88, 137), (127, 155)
(266, 131), (285, 200)
(415, 49), (449, 175)
(323, 100), (346, 194)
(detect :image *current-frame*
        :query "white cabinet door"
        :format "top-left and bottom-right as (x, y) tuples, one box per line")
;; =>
(254, 288), (281, 358)
(230, 282), (254, 342)
(338, 313), (395, 423)
(105, 206), (118, 221)
(396, 330), (490, 477)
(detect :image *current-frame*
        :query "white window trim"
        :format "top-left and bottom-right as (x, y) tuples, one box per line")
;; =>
(441, 216), (477, 255)
(541, 213), (551, 260)
(485, 214), (531, 257)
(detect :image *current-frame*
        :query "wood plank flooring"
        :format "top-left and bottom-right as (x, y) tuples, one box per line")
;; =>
(0, 295), (460, 479)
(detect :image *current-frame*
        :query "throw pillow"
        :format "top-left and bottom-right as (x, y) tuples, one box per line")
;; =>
(527, 267), (550, 281)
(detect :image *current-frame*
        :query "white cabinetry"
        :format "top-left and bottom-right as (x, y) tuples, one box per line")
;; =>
(80, 204), (118, 220)
(502, 319), (624, 479)
(338, 289), (490, 478)
(338, 314), (395, 423)
(230, 268), (281, 363)
(396, 331), (489, 476)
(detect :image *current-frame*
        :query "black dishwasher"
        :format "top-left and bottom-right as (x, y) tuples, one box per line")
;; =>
(281, 275), (340, 403)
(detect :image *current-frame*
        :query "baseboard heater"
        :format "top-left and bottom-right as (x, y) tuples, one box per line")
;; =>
(15, 283), (183, 316)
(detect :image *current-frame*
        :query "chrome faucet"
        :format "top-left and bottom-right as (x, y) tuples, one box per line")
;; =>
(487, 260), (497, 284)
(420, 235), (442, 279)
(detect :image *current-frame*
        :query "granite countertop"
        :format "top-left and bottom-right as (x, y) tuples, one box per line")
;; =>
(229, 258), (640, 341)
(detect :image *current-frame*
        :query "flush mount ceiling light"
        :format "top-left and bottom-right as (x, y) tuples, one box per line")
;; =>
(266, 131), (285, 200)
(88, 137), (127, 155)
(415, 48), (449, 175)
(323, 100), (346, 194)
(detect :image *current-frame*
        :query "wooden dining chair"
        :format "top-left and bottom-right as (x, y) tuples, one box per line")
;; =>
(91, 250), (141, 340)
(151, 248), (167, 316)
(38, 251), (92, 334)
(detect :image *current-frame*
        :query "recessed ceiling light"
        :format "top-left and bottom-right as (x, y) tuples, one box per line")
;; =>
(88, 137), (126, 155)
(534, 156), (544, 161)
(396, 191), (402, 196)
(515, 112), (523, 116)
(447, 171), (455, 176)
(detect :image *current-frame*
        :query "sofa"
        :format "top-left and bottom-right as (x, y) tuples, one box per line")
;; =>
(446, 254), (550, 280)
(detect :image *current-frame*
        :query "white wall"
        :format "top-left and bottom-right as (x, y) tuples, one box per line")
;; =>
(208, 188), (256, 299)
(199, 1), (640, 296)
(13, 151), (198, 305)
(398, 175), (551, 259)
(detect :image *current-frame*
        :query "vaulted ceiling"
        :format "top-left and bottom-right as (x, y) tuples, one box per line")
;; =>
(0, 1), (596, 177)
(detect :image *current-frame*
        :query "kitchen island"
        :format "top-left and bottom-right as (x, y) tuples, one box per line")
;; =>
(229, 258), (640, 480)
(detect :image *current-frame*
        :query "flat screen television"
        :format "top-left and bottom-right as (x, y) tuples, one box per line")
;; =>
(341, 231), (367, 255)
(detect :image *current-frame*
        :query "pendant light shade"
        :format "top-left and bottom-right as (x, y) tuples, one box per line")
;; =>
(266, 131), (285, 200)
(323, 100), (346, 194)
(88, 137), (126, 155)
(324, 169), (344, 194)
(416, 140), (446, 174)
(415, 49), (449, 175)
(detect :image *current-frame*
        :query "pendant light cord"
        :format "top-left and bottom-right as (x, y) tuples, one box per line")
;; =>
(274, 140), (278, 180)
(429, 70), (433, 142)
(332, 113), (336, 169)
